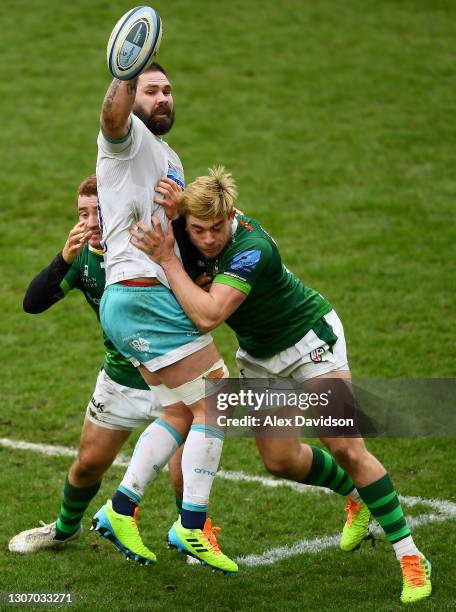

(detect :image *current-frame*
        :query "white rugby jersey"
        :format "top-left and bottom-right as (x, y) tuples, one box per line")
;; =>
(96, 115), (184, 287)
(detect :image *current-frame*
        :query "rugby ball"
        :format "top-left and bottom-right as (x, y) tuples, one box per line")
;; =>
(107, 6), (163, 80)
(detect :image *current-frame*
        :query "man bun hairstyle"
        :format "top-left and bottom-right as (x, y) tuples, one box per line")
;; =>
(179, 166), (238, 220)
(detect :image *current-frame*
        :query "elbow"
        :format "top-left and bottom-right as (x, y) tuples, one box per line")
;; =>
(23, 296), (39, 314)
(196, 317), (219, 334)
(101, 113), (121, 137)
(100, 109), (127, 140)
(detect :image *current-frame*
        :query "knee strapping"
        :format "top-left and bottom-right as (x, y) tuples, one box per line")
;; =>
(150, 359), (229, 406)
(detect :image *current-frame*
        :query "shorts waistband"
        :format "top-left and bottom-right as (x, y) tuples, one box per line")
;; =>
(118, 279), (162, 287)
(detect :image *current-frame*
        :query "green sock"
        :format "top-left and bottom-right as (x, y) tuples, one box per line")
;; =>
(357, 473), (410, 543)
(303, 446), (355, 496)
(55, 477), (101, 540)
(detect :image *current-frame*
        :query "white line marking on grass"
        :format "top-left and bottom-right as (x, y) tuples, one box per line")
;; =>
(2, 437), (455, 567)
(239, 505), (456, 567)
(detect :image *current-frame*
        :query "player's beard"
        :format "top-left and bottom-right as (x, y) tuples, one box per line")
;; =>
(133, 104), (175, 136)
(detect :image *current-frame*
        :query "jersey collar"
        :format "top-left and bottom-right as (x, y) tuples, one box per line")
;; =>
(89, 245), (104, 256)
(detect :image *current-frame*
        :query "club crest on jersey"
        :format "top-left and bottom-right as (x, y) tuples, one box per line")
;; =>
(130, 337), (150, 353)
(310, 347), (326, 363)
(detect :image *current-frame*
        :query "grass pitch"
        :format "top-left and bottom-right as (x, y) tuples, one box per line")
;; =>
(0, 0), (455, 610)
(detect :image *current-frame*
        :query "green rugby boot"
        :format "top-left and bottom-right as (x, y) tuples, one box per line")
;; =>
(91, 500), (156, 566)
(400, 554), (432, 604)
(167, 516), (238, 574)
(340, 497), (372, 551)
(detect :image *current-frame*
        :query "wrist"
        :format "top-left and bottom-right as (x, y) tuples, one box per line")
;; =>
(160, 252), (179, 269)
(61, 249), (74, 264)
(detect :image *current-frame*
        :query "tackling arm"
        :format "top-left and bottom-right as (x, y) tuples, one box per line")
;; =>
(101, 78), (138, 141)
(130, 220), (246, 331)
(159, 256), (246, 332)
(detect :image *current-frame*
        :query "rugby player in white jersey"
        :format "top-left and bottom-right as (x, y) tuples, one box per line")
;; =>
(92, 64), (236, 573)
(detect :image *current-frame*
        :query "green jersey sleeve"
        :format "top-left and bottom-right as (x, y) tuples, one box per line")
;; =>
(60, 259), (81, 295)
(213, 239), (273, 295)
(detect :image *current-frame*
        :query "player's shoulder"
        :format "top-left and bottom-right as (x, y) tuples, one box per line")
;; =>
(74, 243), (103, 271)
(233, 215), (274, 252)
(97, 114), (144, 157)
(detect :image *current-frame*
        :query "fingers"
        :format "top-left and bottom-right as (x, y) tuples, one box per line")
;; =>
(136, 221), (149, 233)
(70, 227), (90, 246)
(62, 223), (92, 263)
(79, 230), (93, 244)
(68, 220), (85, 238)
(151, 216), (163, 234)
(159, 177), (182, 191)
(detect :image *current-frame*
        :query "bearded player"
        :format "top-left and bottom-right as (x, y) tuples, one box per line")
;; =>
(92, 39), (236, 571)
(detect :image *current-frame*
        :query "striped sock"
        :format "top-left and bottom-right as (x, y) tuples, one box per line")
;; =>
(357, 473), (411, 544)
(55, 477), (101, 540)
(302, 446), (355, 496)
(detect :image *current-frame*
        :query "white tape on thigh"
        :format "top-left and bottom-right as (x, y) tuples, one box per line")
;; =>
(150, 359), (229, 407)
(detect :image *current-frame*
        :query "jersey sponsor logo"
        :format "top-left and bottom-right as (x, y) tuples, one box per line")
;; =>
(166, 162), (185, 189)
(230, 249), (261, 274)
(310, 347), (326, 363)
(223, 271), (248, 282)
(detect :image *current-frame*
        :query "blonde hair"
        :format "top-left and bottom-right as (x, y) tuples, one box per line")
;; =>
(179, 166), (238, 220)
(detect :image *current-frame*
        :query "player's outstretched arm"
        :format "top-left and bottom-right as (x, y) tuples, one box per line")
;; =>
(101, 78), (138, 141)
(23, 222), (91, 314)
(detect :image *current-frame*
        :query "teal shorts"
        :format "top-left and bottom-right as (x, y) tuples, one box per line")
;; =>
(100, 283), (212, 372)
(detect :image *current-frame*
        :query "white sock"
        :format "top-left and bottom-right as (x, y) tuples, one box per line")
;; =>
(350, 488), (362, 503)
(181, 424), (224, 513)
(393, 535), (420, 561)
(119, 418), (183, 501)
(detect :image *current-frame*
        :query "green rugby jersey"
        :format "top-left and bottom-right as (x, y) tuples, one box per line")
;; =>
(202, 215), (335, 358)
(60, 244), (149, 390)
